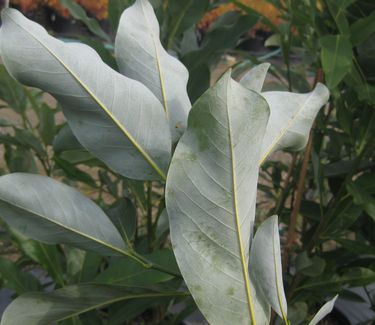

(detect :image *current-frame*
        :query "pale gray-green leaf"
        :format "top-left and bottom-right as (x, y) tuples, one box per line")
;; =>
(250, 215), (287, 321)
(115, 0), (191, 142)
(308, 295), (338, 325)
(0, 8), (171, 180)
(259, 83), (329, 163)
(0, 173), (127, 256)
(0, 284), (187, 325)
(239, 63), (270, 93)
(239, 65), (329, 164)
(166, 72), (270, 324)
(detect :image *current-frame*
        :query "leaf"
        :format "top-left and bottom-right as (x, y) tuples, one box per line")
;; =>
(288, 302), (308, 325)
(0, 65), (27, 113)
(166, 0), (209, 47)
(258, 83), (329, 163)
(95, 249), (178, 286)
(166, 72), (270, 324)
(0, 9), (171, 181)
(0, 284), (189, 325)
(346, 181), (375, 221)
(250, 216), (288, 321)
(60, 0), (110, 41)
(54, 156), (97, 187)
(0, 257), (41, 294)
(0, 119), (17, 127)
(108, 296), (173, 325)
(36, 104), (56, 145)
(182, 11), (259, 101)
(115, 0), (191, 142)
(0, 173), (128, 257)
(308, 295), (338, 325)
(320, 35), (353, 89)
(14, 129), (46, 157)
(4, 146), (38, 173)
(53, 124), (83, 154)
(350, 10), (375, 46)
(79, 36), (118, 70)
(108, 0), (133, 32)
(105, 198), (137, 244)
(11, 230), (65, 286)
(239, 63), (270, 93)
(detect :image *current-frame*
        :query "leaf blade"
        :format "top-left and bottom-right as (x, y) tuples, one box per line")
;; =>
(239, 63), (270, 93)
(0, 284), (188, 325)
(308, 295), (338, 325)
(0, 8), (171, 181)
(115, 0), (191, 142)
(250, 216), (287, 321)
(166, 72), (270, 324)
(0, 173), (127, 256)
(259, 83), (329, 163)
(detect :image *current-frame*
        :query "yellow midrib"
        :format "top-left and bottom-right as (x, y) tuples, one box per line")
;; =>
(140, 0), (169, 119)
(258, 90), (317, 165)
(6, 10), (167, 181)
(2, 197), (129, 255)
(226, 81), (257, 325)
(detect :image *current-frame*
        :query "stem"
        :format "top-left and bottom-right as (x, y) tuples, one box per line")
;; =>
(4, 0), (9, 8)
(273, 153), (297, 216)
(282, 129), (314, 271)
(146, 181), (153, 252)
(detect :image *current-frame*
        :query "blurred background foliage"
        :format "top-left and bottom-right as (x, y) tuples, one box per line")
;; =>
(0, 0), (374, 324)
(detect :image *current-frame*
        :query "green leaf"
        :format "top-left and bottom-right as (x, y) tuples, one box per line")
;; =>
(53, 125), (83, 154)
(0, 119), (17, 127)
(108, 0), (133, 32)
(336, 238), (374, 255)
(4, 145), (38, 173)
(59, 0), (110, 41)
(346, 181), (375, 221)
(350, 11), (375, 46)
(0, 65), (27, 113)
(36, 104), (56, 145)
(105, 198), (137, 244)
(320, 35), (353, 89)
(54, 156), (97, 187)
(0, 284), (189, 325)
(11, 230), (65, 286)
(79, 36), (117, 70)
(166, 72), (270, 324)
(182, 11), (258, 101)
(0, 173), (128, 257)
(308, 295), (338, 325)
(14, 129), (46, 157)
(288, 302), (308, 325)
(186, 62), (210, 103)
(250, 216), (287, 322)
(108, 296), (172, 325)
(0, 257), (40, 294)
(166, 0), (209, 47)
(0, 9), (171, 181)
(326, 0), (353, 34)
(115, 0), (191, 142)
(239, 63), (270, 93)
(95, 249), (178, 286)
(341, 267), (375, 286)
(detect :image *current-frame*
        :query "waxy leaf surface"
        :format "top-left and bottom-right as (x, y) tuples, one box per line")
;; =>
(166, 72), (270, 324)
(0, 8), (171, 180)
(116, 0), (191, 142)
